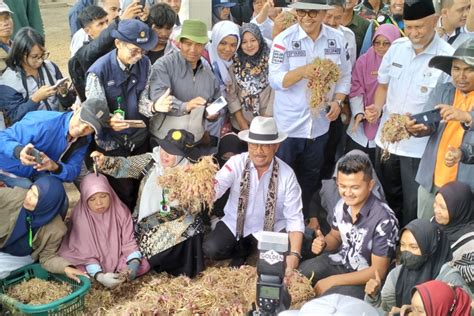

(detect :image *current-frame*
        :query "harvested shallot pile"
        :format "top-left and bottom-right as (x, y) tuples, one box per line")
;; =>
(380, 114), (411, 160)
(157, 156), (218, 215)
(307, 58), (341, 115)
(85, 266), (314, 315)
(7, 278), (71, 305)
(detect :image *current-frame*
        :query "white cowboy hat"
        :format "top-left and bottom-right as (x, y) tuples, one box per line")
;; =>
(289, 0), (334, 11)
(238, 117), (288, 145)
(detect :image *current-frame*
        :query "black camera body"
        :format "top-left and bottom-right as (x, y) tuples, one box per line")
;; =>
(254, 232), (291, 315)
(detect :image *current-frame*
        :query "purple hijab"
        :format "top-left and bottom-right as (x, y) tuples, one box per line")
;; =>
(58, 174), (139, 273)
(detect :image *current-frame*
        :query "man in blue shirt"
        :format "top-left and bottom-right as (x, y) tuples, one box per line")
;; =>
(0, 98), (110, 188)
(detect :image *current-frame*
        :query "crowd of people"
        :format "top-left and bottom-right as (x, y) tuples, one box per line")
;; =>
(0, 0), (473, 314)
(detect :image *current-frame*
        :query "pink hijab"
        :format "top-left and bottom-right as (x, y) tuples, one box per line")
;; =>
(58, 174), (139, 273)
(349, 24), (401, 103)
(349, 24), (400, 140)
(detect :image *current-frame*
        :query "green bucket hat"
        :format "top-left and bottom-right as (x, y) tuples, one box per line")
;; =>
(176, 19), (209, 45)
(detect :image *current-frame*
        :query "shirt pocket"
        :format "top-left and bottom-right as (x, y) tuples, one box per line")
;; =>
(415, 71), (439, 101)
(388, 65), (402, 81)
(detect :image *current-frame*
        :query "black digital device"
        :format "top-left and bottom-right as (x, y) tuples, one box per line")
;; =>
(139, 0), (146, 10)
(411, 108), (442, 125)
(28, 148), (43, 164)
(274, 0), (290, 7)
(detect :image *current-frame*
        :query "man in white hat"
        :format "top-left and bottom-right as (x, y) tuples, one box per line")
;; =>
(268, 0), (352, 224)
(204, 116), (305, 271)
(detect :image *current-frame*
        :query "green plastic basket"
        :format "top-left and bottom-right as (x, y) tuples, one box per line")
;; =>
(0, 263), (90, 315)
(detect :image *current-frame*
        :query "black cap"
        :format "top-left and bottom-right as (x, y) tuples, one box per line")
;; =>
(79, 98), (110, 135)
(403, 0), (435, 20)
(156, 129), (201, 160)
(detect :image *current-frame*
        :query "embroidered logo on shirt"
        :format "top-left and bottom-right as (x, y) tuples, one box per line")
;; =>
(107, 80), (116, 86)
(271, 51), (285, 64)
(292, 41), (302, 50)
(324, 39), (341, 55)
(287, 50), (306, 57)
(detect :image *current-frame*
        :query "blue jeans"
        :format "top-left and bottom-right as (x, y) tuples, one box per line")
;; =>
(276, 133), (329, 219)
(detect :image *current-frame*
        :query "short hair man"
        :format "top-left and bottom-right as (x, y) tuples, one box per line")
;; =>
(366, 0), (454, 226)
(0, 2), (13, 74)
(204, 117), (305, 270)
(354, 0), (390, 20)
(406, 39), (474, 218)
(299, 153), (399, 299)
(143, 19), (220, 153)
(85, 19), (158, 210)
(0, 98), (109, 188)
(147, 3), (177, 64)
(268, 0), (352, 220)
(341, 0), (370, 56)
(436, 0), (471, 44)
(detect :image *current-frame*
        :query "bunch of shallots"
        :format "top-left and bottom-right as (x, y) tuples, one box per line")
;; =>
(157, 156), (218, 215)
(307, 58), (341, 115)
(380, 113), (410, 161)
(8, 278), (71, 305)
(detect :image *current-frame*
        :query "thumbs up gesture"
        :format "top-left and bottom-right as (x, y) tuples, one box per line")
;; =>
(365, 269), (382, 298)
(444, 145), (462, 167)
(153, 88), (173, 113)
(311, 229), (327, 255)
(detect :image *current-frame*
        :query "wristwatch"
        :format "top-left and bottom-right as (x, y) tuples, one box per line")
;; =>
(289, 251), (302, 261)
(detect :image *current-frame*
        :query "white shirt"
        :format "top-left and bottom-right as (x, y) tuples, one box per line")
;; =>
(374, 36), (454, 158)
(215, 152), (304, 237)
(70, 28), (89, 57)
(269, 24), (352, 138)
(251, 16), (274, 42)
(339, 25), (357, 67)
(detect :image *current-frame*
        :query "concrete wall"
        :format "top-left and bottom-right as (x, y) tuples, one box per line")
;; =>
(179, 0), (212, 30)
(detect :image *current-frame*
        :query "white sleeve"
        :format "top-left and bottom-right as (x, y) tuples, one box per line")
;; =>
(334, 37), (352, 95)
(377, 47), (393, 84)
(268, 34), (290, 91)
(214, 155), (239, 200)
(250, 16), (274, 41)
(284, 171), (305, 233)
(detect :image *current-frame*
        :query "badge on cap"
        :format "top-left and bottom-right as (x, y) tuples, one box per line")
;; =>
(172, 130), (182, 141)
(140, 31), (145, 38)
(96, 110), (104, 119)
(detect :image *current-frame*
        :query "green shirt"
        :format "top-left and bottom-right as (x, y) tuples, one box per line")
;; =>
(4, 0), (44, 37)
(346, 12), (370, 57)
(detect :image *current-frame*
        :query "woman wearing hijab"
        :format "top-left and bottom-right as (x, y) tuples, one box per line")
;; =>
(58, 174), (148, 289)
(346, 24), (400, 164)
(0, 176), (85, 281)
(207, 20), (241, 139)
(227, 23), (273, 132)
(434, 181), (474, 288)
(364, 219), (471, 313)
(90, 129), (205, 278)
(404, 280), (472, 316)
(212, 0), (237, 26)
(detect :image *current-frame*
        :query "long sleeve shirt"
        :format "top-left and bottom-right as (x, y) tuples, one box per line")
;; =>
(268, 24), (352, 138)
(214, 152), (305, 237)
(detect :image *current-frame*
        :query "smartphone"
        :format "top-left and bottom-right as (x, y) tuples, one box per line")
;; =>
(27, 148), (43, 164)
(122, 119), (147, 128)
(411, 108), (442, 125)
(274, 0), (290, 7)
(93, 157), (99, 177)
(206, 96), (227, 116)
(53, 77), (69, 89)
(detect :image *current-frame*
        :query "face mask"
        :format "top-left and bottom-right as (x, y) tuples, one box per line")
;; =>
(400, 251), (427, 270)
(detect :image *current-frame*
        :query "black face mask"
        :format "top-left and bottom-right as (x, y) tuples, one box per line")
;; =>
(400, 251), (427, 270)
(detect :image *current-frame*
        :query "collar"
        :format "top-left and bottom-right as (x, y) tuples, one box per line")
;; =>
(64, 111), (74, 139)
(343, 192), (376, 219)
(116, 53), (129, 72)
(177, 51), (204, 72)
(405, 33), (442, 56)
(296, 23), (328, 41)
(249, 157), (276, 177)
(349, 12), (365, 27)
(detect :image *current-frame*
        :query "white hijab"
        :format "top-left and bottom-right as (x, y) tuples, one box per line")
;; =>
(207, 21), (241, 89)
(138, 146), (189, 222)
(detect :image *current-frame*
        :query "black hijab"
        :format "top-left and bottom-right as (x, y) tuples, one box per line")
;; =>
(395, 219), (452, 306)
(436, 181), (474, 249)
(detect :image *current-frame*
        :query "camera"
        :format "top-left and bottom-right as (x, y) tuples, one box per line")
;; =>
(252, 231), (291, 315)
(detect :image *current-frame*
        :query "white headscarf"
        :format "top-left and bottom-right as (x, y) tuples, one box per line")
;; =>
(208, 21), (241, 89)
(138, 146), (189, 222)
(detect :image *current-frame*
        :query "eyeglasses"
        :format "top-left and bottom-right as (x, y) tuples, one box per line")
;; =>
(295, 9), (320, 18)
(28, 51), (50, 61)
(123, 43), (147, 57)
(373, 41), (391, 48)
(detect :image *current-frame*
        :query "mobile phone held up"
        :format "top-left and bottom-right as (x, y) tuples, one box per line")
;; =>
(27, 148), (43, 164)
(411, 108), (442, 125)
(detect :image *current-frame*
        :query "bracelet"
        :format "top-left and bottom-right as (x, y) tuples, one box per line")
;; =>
(289, 251), (302, 260)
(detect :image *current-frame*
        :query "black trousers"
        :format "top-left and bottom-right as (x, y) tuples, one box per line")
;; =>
(345, 137), (376, 167)
(202, 221), (255, 261)
(374, 147), (420, 227)
(299, 253), (365, 299)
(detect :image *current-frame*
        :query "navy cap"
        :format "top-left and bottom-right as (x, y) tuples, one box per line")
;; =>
(213, 0), (237, 8)
(111, 19), (158, 51)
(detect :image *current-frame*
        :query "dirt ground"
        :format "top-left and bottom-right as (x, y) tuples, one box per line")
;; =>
(40, 1), (80, 209)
